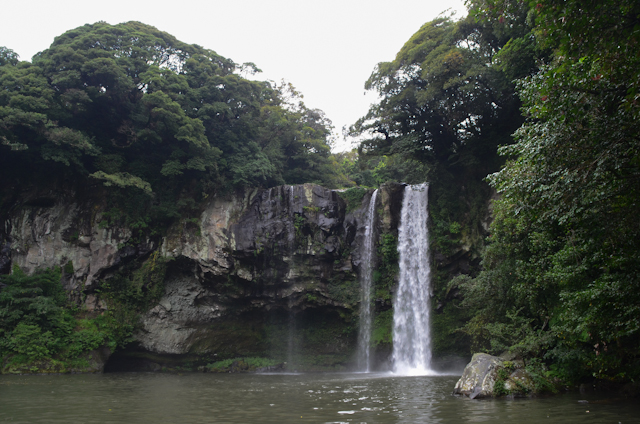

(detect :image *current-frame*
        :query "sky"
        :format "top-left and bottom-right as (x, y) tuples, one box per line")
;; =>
(1, 0), (467, 152)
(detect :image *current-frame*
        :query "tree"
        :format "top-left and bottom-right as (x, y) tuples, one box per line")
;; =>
(1, 22), (345, 240)
(0, 47), (19, 67)
(347, 11), (545, 357)
(351, 13), (525, 178)
(460, 0), (640, 381)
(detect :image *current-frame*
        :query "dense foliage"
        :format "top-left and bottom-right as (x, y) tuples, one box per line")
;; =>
(350, 11), (531, 177)
(454, 0), (640, 383)
(0, 22), (347, 233)
(0, 267), (118, 372)
(348, 9), (541, 356)
(352, 0), (639, 384)
(0, 254), (172, 372)
(2, 2), (638, 382)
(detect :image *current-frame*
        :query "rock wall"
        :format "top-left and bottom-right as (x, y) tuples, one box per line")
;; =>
(2, 183), (406, 371)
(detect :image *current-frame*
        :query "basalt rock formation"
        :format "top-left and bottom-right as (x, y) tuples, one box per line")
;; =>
(2, 183), (406, 372)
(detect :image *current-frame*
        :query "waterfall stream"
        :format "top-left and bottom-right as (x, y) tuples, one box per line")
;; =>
(357, 189), (378, 372)
(392, 183), (436, 375)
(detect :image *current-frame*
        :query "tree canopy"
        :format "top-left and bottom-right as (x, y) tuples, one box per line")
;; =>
(450, 0), (640, 382)
(0, 21), (353, 238)
(3, 4), (639, 384)
(0, 22), (346, 200)
(351, 0), (640, 383)
(350, 12), (531, 180)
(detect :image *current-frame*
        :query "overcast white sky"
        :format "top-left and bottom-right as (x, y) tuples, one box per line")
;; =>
(1, 0), (466, 151)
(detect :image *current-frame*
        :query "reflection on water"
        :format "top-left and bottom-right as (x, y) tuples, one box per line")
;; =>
(1, 372), (638, 423)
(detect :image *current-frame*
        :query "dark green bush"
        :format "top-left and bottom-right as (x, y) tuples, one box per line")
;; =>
(0, 266), (125, 371)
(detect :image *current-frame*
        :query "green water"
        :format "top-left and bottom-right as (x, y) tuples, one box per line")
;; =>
(1, 373), (637, 423)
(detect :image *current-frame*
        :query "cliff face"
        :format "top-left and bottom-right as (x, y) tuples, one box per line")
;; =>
(2, 183), (405, 371)
(137, 184), (359, 364)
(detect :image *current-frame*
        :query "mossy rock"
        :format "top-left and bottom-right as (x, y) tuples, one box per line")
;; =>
(453, 353), (556, 398)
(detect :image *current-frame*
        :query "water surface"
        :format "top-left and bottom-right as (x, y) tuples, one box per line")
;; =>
(1, 373), (637, 423)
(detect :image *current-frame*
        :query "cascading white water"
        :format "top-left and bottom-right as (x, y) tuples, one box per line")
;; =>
(392, 183), (436, 376)
(357, 189), (378, 372)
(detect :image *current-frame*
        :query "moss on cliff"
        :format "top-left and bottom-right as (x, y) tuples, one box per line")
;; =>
(326, 278), (359, 307)
(371, 309), (393, 347)
(205, 357), (280, 372)
(101, 251), (168, 311)
(428, 170), (493, 357)
(188, 319), (270, 358)
(373, 233), (398, 304)
(263, 308), (356, 371)
(338, 187), (369, 214)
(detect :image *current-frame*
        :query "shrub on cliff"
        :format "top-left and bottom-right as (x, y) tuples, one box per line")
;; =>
(0, 267), (118, 372)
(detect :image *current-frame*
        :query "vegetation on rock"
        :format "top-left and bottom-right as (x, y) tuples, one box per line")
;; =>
(350, 0), (640, 385)
(0, 267), (116, 373)
(452, 0), (640, 384)
(1, 0), (639, 383)
(205, 357), (280, 373)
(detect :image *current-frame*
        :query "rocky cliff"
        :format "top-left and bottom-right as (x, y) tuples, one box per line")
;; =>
(1, 183), (406, 372)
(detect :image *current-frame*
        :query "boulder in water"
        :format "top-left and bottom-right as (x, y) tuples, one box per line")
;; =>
(453, 353), (536, 398)
(453, 353), (503, 398)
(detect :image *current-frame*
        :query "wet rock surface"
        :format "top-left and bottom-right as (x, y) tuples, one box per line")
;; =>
(137, 184), (372, 359)
(453, 353), (536, 398)
(453, 353), (503, 398)
(7, 195), (154, 294)
(3, 183), (407, 369)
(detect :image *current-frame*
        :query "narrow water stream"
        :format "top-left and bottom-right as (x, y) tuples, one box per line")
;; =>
(357, 189), (378, 372)
(1, 373), (638, 423)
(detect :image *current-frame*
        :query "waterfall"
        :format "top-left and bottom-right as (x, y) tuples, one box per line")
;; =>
(357, 189), (378, 372)
(392, 183), (436, 375)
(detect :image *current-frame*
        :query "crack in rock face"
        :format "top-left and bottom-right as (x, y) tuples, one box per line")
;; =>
(4, 183), (410, 370)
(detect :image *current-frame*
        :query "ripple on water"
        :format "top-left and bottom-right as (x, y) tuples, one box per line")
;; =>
(0, 373), (639, 424)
